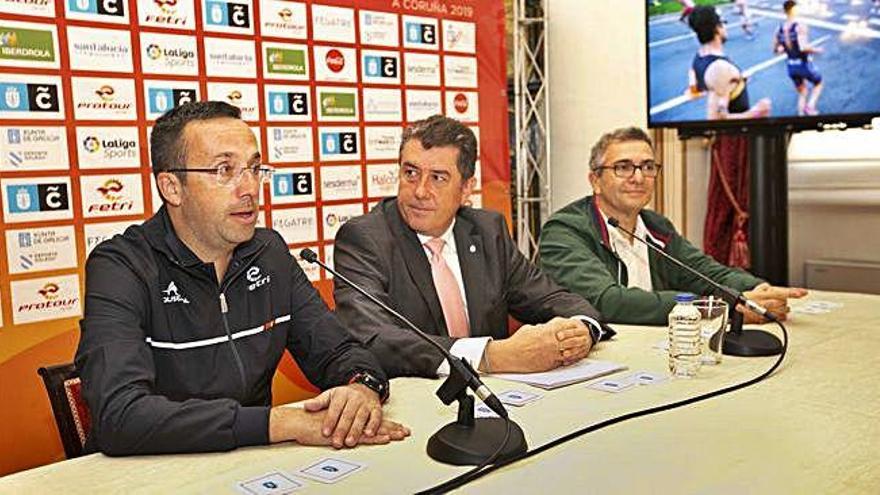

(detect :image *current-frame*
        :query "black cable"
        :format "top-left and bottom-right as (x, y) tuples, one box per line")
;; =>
(418, 320), (789, 494)
(416, 418), (512, 495)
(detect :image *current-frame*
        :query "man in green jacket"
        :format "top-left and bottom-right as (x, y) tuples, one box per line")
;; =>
(539, 127), (806, 325)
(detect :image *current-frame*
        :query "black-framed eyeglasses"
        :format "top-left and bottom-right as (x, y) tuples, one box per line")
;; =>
(594, 160), (662, 179)
(166, 163), (275, 186)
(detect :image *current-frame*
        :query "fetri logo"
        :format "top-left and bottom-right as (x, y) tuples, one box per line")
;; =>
(325, 49), (345, 73)
(97, 179), (124, 201)
(95, 85), (115, 102)
(454, 93), (468, 113)
(88, 178), (134, 214)
(154, 0), (178, 14)
(38, 282), (59, 300)
(83, 136), (100, 153)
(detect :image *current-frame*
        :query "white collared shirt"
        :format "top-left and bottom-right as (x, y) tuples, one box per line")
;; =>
(602, 212), (654, 292)
(416, 221), (489, 376)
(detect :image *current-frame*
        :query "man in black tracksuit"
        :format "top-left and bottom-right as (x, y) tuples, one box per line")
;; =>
(76, 101), (409, 456)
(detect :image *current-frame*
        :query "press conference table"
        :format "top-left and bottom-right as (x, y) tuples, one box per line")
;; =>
(2, 290), (879, 493)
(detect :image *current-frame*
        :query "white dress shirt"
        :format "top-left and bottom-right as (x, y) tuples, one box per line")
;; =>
(602, 212), (653, 291)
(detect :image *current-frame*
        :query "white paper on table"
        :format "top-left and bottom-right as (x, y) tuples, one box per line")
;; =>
(490, 359), (627, 390)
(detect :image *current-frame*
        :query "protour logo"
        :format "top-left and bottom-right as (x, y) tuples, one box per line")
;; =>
(76, 84), (131, 112)
(17, 281), (78, 315)
(11, 274), (81, 324)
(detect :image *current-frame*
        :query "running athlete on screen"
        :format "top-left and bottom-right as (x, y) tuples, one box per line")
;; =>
(773, 0), (824, 116)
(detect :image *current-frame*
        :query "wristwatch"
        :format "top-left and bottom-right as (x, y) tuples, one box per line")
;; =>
(348, 370), (390, 403)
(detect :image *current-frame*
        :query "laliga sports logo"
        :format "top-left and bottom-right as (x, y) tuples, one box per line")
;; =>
(95, 85), (115, 102)
(146, 44), (162, 60)
(97, 178), (124, 201)
(38, 282), (60, 300)
(325, 49), (345, 73)
(83, 136), (101, 153)
(454, 93), (469, 114)
(325, 212), (338, 227)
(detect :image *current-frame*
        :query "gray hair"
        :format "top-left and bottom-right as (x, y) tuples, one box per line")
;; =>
(589, 127), (654, 175)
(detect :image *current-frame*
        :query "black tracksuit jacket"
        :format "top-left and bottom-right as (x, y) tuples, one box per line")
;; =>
(75, 208), (386, 456)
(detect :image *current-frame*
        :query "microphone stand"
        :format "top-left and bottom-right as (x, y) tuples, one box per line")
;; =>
(606, 218), (783, 356)
(300, 249), (527, 466)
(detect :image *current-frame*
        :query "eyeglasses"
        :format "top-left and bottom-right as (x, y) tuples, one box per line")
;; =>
(166, 162), (275, 186)
(594, 160), (662, 179)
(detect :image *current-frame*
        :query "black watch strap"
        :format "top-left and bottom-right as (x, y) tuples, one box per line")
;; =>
(348, 371), (390, 403)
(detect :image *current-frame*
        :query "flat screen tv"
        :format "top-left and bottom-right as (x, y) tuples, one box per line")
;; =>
(646, 0), (880, 131)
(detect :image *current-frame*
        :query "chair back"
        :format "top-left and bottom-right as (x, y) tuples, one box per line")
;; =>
(37, 363), (91, 459)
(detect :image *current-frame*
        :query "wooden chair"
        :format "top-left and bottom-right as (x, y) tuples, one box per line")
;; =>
(37, 363), (91, 459)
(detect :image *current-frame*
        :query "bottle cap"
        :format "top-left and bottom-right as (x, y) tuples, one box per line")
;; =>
(674, 293), (696, 303)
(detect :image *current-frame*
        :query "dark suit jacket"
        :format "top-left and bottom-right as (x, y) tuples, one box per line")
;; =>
(333, 198), (610, 377)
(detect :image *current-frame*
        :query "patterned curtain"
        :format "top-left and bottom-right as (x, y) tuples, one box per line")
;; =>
(704, 135), (751, 269)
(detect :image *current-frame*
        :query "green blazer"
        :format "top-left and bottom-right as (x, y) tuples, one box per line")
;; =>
(538, 195), (763, 325)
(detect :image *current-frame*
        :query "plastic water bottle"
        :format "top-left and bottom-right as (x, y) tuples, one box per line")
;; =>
(668, 293), (702, 378)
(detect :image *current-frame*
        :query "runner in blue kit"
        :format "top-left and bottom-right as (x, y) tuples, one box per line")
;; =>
(687, 5), (771, 120)
(774, 0), (824, 116)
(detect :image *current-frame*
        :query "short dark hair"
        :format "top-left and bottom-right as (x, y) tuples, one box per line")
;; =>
(399, 115), (478, 180)
(150, 101), (242, 178)
(689, 6), (722, 44)
(783, 0), (797, 13)
(589, 127), (654, 175)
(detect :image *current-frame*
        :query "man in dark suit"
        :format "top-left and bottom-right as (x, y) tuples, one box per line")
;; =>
(333, 115), (612, 378)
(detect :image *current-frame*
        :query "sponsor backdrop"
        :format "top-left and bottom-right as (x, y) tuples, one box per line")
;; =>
(0, 0), (508, 474)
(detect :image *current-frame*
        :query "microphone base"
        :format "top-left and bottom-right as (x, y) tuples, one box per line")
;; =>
(427, 418), (527, 466)
(723, 327), (783, 356)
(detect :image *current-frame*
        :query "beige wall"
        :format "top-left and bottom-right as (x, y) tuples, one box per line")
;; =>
(788, 128), (880, 287)
(546, 0), (647, 212)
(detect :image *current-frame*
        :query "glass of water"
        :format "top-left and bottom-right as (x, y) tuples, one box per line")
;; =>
(693, 297), (728, 365)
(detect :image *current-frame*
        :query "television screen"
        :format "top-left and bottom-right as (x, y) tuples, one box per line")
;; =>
(646, 0), (880, 129)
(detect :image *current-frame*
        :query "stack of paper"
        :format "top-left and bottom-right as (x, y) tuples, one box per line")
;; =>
(490, 359), (627, 390)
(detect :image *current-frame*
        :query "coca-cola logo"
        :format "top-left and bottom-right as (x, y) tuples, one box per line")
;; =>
(325, 49), (345, 73)
(454, 93), (469, 114)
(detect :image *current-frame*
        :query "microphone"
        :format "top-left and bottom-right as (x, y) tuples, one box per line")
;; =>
(606, 217), (783, 356)
(299, 249), (507, 417)
(300, 248), (528, 467)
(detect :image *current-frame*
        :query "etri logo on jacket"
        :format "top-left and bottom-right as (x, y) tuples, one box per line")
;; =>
(246, 265), (270, 291)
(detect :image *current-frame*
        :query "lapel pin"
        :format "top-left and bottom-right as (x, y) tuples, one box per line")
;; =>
(469, 245), (476, 253)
